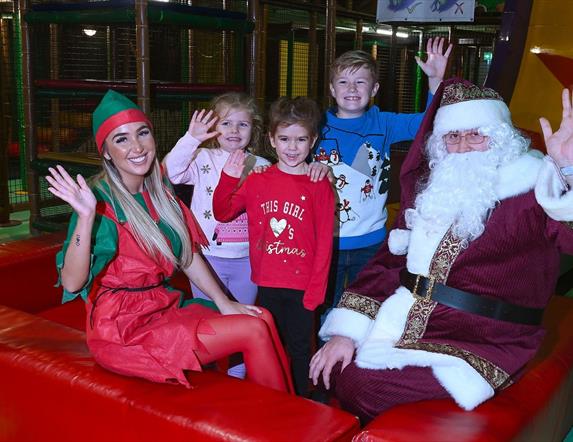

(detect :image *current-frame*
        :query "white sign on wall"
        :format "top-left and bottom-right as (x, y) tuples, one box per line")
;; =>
(377, 0), (476, 22)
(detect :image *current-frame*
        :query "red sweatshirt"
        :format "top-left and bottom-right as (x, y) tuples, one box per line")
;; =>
(213, 165), (335, 311)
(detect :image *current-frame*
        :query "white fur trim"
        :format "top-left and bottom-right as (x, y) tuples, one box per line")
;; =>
(433, 99), (511, 136)
(319, 307), (373, 346)
(535, 156), (573, 221)
(495, 151), (543, 200)
(433, 364), (494, 410)
(366, 287), (414, 344)
(406, 221), (450, 276)
(388, 229), (410, 255)
(354, 284), (494, 410)
(356, 334), (494, 410)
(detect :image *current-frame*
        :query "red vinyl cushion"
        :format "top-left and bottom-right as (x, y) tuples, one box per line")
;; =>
(353, 295), (573, 442)
(0, 232), (65, 313)
(0, 305), (359, 441)
(37, 298), (86, 330)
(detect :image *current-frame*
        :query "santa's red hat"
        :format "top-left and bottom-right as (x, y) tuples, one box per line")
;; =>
(433, 82), (511, 137)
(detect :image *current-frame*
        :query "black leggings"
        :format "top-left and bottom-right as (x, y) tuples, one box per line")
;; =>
(258, 286), (314, 397)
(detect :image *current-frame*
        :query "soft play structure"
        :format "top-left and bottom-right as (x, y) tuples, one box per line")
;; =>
(4, 0), (505, 233)
(10, 0), (251, 232)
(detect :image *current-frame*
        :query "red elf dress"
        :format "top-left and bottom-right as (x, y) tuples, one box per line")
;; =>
(57, 181), (218, 387)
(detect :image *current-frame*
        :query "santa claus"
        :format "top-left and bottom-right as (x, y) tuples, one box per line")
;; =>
(310, 79), (573, 423)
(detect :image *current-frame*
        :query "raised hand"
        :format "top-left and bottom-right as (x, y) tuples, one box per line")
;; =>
(45, 165), (96, 219)
(415, 37), (453, 94)
(539, 89), (573, 168)
(223, 149), (247, 179)
(187, 109), (219, 143)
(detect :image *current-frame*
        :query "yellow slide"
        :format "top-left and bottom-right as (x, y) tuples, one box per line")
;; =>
(510, 0), (573, 147)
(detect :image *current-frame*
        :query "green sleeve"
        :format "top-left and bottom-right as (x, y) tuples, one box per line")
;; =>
(55, 212), (118, 303)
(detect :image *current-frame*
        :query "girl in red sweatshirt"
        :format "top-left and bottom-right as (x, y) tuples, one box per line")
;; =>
(214, 97), (335, 396)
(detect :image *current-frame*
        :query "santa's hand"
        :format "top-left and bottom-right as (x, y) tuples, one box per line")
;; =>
(415, 37), (453, 94)
(309, 335), (354, 390)
(45, 165), (96, 219)
(307, 162), (334, 183)
(540, 89), (573, 169)
(188, 109), (219, 143)
(223, 149), (247, 179)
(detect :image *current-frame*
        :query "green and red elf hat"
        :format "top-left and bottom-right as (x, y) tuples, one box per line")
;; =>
(92, 90), (152, 154)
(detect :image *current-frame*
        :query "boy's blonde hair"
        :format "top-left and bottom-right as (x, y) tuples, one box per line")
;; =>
(206, 92), (264, 156)
(329, 50), (378, 83)
(268, 96), (322, 138)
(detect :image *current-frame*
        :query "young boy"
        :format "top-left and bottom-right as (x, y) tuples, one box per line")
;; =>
(316, 37), (452, 321)
(213, 97), (335, 397)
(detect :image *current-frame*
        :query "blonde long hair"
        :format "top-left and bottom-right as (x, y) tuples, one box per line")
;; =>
(94, 152), (194, 269)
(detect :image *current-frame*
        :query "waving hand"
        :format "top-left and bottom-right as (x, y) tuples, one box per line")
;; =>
(415, 37), (453, 94)
(539, 89), (573, 168)
(188, 109), (219, 143)
(46, 165), (96, 219)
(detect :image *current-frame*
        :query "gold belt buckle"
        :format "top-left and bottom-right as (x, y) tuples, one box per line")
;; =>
(412, 274), (435, 301)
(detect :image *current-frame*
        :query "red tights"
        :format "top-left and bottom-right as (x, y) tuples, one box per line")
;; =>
(195, 308), (294, 393)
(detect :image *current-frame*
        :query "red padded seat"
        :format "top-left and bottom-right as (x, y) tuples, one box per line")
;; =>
(353, 295), (573, 442)
(38, 298), (86, 330)
(0, 305), (359, 441)
(0, 232), (65, 313)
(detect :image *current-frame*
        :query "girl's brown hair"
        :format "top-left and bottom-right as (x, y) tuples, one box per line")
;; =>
(268, 96), (322, 138)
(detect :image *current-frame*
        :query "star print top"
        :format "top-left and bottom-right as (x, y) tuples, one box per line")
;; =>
(164, 132), (270, 258)
(213, 165), (335, 311)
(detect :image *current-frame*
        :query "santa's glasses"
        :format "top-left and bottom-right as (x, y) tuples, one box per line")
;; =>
(443, 131), (485, 145)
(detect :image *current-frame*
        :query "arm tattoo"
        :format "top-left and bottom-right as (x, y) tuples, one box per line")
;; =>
(75, 234), (80, 247)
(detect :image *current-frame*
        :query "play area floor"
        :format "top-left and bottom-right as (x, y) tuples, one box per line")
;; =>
(0, 211), (32, 243)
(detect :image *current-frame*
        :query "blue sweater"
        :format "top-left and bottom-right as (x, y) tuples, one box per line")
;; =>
(314, 102), (431, 250)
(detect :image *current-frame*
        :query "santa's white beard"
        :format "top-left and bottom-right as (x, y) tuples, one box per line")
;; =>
(406, 150), (500, 242)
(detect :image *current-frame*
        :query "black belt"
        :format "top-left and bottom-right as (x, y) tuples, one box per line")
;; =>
(399, 269), (544, 326)
(89, 281), (167, 329)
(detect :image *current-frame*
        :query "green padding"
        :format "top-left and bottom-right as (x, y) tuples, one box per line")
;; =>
(31, 159), (100, 177)
(32, 217), (71, 232)
(181, 297), (219, 312)
(25, 7), (254, 32)
(36, 90), (231, 101)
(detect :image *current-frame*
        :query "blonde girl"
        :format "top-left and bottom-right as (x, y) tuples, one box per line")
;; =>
(164, 93), (269, 307)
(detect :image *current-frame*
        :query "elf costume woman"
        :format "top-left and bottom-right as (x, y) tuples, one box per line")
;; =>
(47, 90), (293, 392)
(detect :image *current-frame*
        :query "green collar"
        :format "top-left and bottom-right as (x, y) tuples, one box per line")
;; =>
(93, 179), (146, 223)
